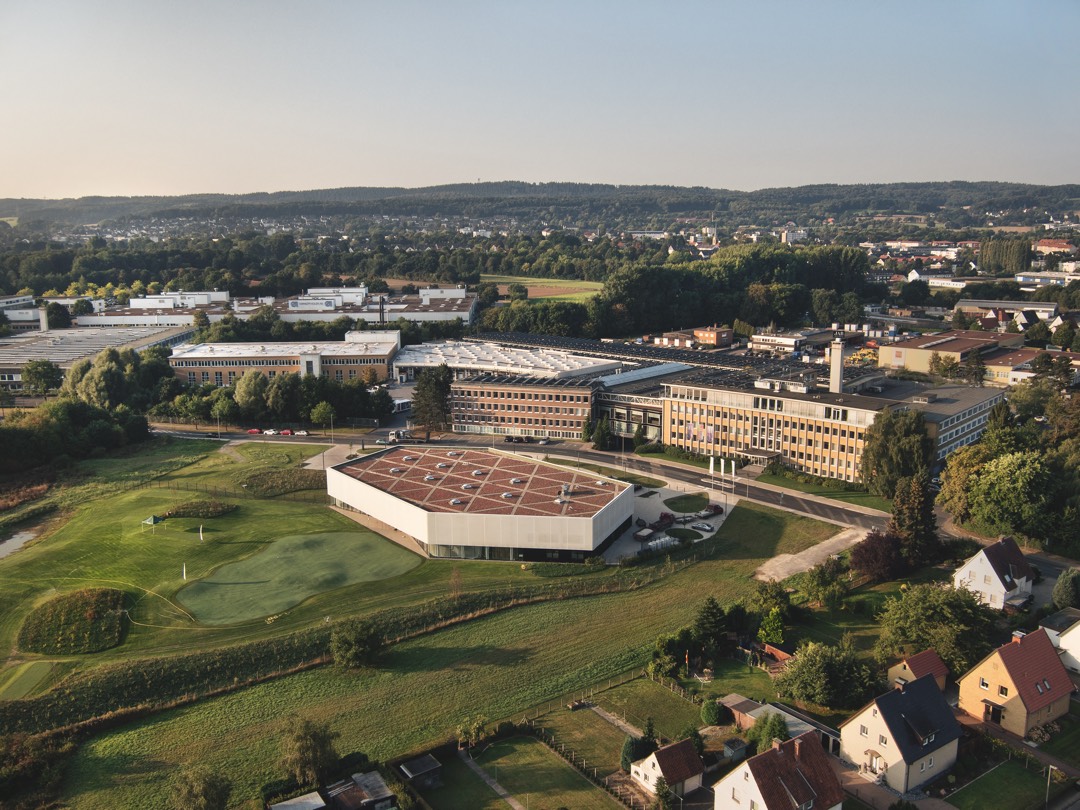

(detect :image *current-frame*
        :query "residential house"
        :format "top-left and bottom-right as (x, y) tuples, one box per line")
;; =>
(887, 649), (949, 692)
(631, 737), (704, 797)
(957, 629), (1074, 737)
(714, 732), (844, 810)
(1041, 607), (1080, 674)
(838, 674), (961, 794)
(953, 536), (1034, 610)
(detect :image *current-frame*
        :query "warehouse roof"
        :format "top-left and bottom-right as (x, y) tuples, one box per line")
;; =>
(332, 447), (628, 517)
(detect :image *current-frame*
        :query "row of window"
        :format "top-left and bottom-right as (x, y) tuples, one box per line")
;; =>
(453, 390), (589, 402)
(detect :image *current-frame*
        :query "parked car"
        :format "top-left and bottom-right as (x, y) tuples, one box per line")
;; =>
(263, 429), (278, 435)
(537, 438), (550, 445)
(295, 430), (309, 436)
(280, 429), (293, 436)
(504, 436), (516, 443)
(246, 428), (261, 434)
(931, 476), (943, 486)
(523, 436), (534, 443)
(692, 523), (714, 532)
(375, 439), (389, 445)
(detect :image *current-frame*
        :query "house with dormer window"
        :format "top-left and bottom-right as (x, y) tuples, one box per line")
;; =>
(714, 731), (843, 810)
(839, 675), (961, 794)
(958, 629), (1074, 737)
(953, 536), (1034, 610)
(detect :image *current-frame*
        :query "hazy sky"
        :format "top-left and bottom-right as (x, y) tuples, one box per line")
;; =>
(2, 1), (1078, 198)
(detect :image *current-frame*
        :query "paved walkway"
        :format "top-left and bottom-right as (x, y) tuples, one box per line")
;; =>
(829, 757), (954, 810)
(589, 703), (643, 738)
(458, 748), (525, 810)
(754, 526), (865, 581)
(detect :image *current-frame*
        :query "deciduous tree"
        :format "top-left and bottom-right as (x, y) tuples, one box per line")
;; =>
(412, 364), (452, 437)
(849, 529), (905, 583)
(860, 410), (933, 498)
(1052, 568), (1080, 610)
(279, 716), (339, 787)
(169, 766), (231, 810)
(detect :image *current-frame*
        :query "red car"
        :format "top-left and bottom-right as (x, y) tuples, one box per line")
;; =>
(280, 429), (293, 436)
(246, 428), (261, 434)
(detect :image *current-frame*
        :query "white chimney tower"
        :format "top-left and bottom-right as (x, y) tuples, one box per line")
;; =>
(829, 339), (844, 394)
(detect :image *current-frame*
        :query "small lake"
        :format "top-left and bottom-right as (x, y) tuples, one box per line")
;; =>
(0, 529), (39, 560)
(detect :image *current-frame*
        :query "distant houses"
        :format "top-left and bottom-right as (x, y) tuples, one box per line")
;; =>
(714, 731), (844, 810)
(630, 737), (705, 797)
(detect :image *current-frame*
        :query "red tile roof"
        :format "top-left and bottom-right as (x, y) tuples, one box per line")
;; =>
(905, 649), (949, 681)
(994, 629), (1073, 714)
(650, 738), (704, 785)
(746, 732), (844, 810)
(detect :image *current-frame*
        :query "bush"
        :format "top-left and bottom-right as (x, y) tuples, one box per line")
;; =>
(163, 499), (237, 519)
(701, 700), (721, 726)
(17, 588), (126, 655)
(240, 468), (326, 496)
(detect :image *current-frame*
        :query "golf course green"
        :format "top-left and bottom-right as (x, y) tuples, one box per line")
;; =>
(177, 531), (421, 624)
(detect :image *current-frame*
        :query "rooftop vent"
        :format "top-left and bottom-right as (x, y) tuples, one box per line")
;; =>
(461, 483), (474, 490)
(510, 477), (524, 484)
(913, 393), (938, 404)
(501, 492), (515, 499)
(390, 467), (403, 473)
(436, 462), (449, 468)
(449, 498), (462, 505)
(447, 451), (461, 457)
(424, 474), (437, 481)
(403, 455), (416, 461)
(595, 480), (607, 486)
(471, 469), (486, 476)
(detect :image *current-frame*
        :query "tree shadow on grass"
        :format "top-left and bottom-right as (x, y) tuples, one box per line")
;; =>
(63, 750), (169, 799)
(386, 643), (534, 673)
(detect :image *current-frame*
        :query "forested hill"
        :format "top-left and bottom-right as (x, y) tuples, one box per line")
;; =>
(3, 181), (1080, 229)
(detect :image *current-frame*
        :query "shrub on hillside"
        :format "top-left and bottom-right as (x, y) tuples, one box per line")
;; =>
(164, 500), (238, 519)
(17, 588), (126, 655)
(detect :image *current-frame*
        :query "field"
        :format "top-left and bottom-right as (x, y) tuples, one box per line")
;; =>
(422, 751), (503, 810)
(592, 678), (700, 741)
(947, 759), (1062, 810)
(681, 657), (778, 705)
(57, 500), (836, 808)
(0, 661), (55, 700)
(177, 531), (421, 624)
(480, 274), (604, 303)
(755, 473), (892, 514)
(532, 705), (627, 778)
(475, 736), (620, 809)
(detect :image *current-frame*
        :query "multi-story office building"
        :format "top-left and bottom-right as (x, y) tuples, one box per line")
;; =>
(168, 330), (401, 387)
(451, 376), (596, 440)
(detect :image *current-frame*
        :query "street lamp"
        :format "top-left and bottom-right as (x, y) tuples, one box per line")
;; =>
(330, 412), (335, 446)
(1046, 764), (1058, 808)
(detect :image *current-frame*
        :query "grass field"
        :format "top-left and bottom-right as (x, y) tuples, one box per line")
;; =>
(475, 736), (620, 809)
(755, 473), (892, 514)
(947, 759), (1061, 810)
(0, 661), (55, 700)
(593, 678), (701, 741)
(479, 274), (604, 303)
(663, 493), (709, 513)
(177, 531), (421, 624)
(58, 501), (835, 808)
(681, 658), (779, 706)
(422, 751), (503, 810)
(532, 706), (627, 778)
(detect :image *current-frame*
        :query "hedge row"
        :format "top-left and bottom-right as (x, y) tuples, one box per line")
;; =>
(17, 588), (127, 656)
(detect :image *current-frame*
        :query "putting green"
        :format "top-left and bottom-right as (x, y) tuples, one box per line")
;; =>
(177, 532), (421, 625)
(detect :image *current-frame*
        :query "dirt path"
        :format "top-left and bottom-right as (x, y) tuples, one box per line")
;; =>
(753, 527), (865, 581)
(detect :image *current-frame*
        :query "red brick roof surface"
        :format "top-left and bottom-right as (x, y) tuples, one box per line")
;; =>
(905, 649), (949, 681)
(334, 447), (627, 517)
(746, 732), (845, 810)
(994, 629), (1073, 714)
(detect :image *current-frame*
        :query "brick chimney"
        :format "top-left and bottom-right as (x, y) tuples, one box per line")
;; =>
(1012, 631), (1026, 643)
(772, 738), (783, 751)
(793, 736), (803, 759)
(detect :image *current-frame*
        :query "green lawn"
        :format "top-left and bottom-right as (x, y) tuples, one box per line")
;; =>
(592, 678), (701, 741)
(1039, 708), (1080, 767)
(663, 493), (709, 513)
(947, 759), (1066, 810)
(57, 501), (837, 808)
(681, 658), (778, 705)
(542, 456), (665, 488)
(479, 274), (604, 303)
(475, 736), (620, 810)
(0, 661), (54, 700)
(421, 750), (503, 810)
(755, 473), (892, 514)
(531, 706), (627, 778)
(176, 531), (421, 624)
(635, 447), (712, 471)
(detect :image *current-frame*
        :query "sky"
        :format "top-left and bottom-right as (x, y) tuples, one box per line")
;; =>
(1, 0), (1078, 199)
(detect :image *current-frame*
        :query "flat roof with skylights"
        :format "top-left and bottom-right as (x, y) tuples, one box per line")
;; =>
(327, 447), (635, 562)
